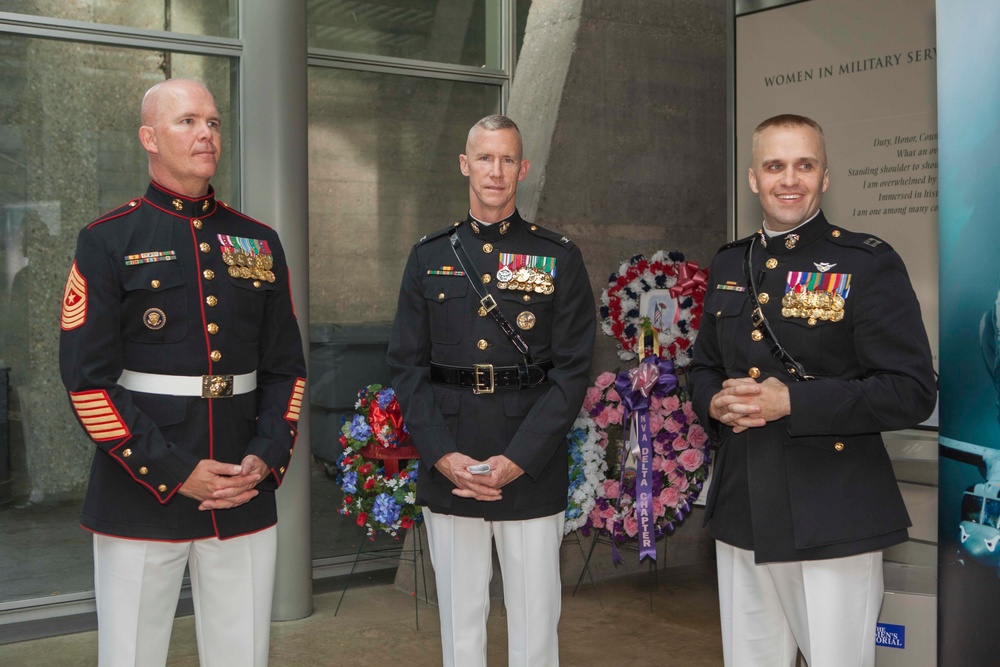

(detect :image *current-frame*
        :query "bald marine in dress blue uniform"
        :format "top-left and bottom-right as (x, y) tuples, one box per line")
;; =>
(59, 78), (305, 667)
(388, 115), (595, 667)
(689, 114), (935, 667)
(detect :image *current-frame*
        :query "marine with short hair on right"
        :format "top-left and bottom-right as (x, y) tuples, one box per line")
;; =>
(689, 114), (936, 667)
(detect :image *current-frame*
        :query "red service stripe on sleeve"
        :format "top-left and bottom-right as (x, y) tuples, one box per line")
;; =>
(61, 262), (88, 331)
(70, 390), (130, 441)
(284, 378), (306, 421)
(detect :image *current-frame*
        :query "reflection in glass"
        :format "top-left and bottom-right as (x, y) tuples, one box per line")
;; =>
(307, 0), (491, 66)
(985, 498), (1000, 530)
(0, 0), (237, 37)
(0, 33), (235, 605)
(962, 492), (984, 524)
(307, 66), (500, 561)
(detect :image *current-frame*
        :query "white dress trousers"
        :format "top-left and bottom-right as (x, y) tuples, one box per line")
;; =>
(422, 508), (564, 667)
(93, 526), (278, 667)
(715, 542), (884, 667)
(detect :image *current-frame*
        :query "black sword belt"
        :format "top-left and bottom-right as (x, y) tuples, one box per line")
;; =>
(429, 360), (554, 394)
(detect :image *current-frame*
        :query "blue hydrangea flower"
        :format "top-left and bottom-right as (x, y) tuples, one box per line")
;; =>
(342, 471), (358, 494)
(372, 492), (401, 526)
(377, 388), (396, 409)
(349, 413), (372, 440)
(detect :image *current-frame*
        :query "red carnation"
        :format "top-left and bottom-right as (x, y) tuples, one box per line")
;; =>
(358, 463), (372, 475)
(344, 495), (353, 504)
(357, 512), (368, 526)
(363, 477), (376, 490)
(401, 516), (415, 529)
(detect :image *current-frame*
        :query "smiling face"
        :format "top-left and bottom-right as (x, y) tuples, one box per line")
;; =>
(748, 123), (829, 233)
(139, 79), (221, 197)
(459, 126), (529, 223)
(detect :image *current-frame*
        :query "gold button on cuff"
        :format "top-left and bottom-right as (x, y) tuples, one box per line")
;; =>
(199, 242), (211, 253)
(716, 310), (722, 317)
(831, 229), (841, 238)
(438, 292), (445, 301)
(482, 274), (491, 284)
(206, 295), (218, 307)
(477, 339), (489, 350)
(758, 292), (770, 304)
(158, 484), (168, 493)
(748, 367), (761, 379)
(279, 467), (286, 474)
(523, 294), (531, 302)
(808, 317), (817, 326)
(210, 350), (222, 362)
(453, 221), (461, 227)
(483, 243), (493, 253)
(766, 258), (778, 269)
(751, 329), (763, 342)
(151, 280), (161, 289)
(139, 466), (149, 475)
(122, 449), (132, 458)
(193, 219), (203, 230)
(834, 442), (845, 452)
(203, 269), (215, 280)
(530, 225), (538, 231)
(289, 430), (295, 436)
(253, 280), (261, 288)
(207, 323), (219, 334)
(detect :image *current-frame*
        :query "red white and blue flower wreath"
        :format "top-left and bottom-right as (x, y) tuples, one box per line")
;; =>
(599, 250), (708, 367)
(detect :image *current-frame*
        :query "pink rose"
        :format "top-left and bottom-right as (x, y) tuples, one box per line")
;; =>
(662, 395), (680, 412)
(598, 432), (609, 448)
(594, 372), (616, 390)
(672, 435), (689, 451)
(605, 405), (624, 425)
(606, 388), (621, 403)
(583, 386), (602, 410)
(687, 424), (708, 449)
(653, 438), (667, 456)
(660, 486), (681, 509)
(600, 505), (616, 520)
(649, 412), (665, 434)
(624, 515), (639, 537)
(682, 402), (697, 422)
(660, 458), (678, 475)
(593, 408), (612, 429)
(673, 475), (690, 492)
(650, 395), (662, 411)
(588, 507), (604, 525)
(663, 417), (681, 434)
(652, 497), (665, 517)
(678, 448), (705, 472)
(603, 480), (620, 499)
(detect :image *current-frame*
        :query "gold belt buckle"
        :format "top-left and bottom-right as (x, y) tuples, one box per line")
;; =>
(472, 364), (494, 395)
(202, 374), (234, 398)
(751, 307), (765, 328)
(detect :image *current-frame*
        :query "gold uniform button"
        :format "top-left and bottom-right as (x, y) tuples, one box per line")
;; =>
(158, 484), (168, 493)
(482, 274), (491, 284)
(279, 467), (286, 475)
(172, 199), (184, 211)
(139, 467), (149, 475)
(758, 292), (770, 304)
(210, 350), (222, 362)
(748, 367), (761, 379)
(530, 225), (538, 231)
(199, 242), (211, 253)
(834, 442), (845, 452)
(453, 221), (461, 227)
(289, 430), (295, 436)
(523, 294), (531, 302)
(150, 280), (161, 289)
(203, 269), (215, 280)
(202, 201), (210, 212)
(765, 258), (778, 269)
(122, 449), (132, 458)
(207, 323), (219, 334)
(751, 329), (763, 342)
(477, 339), (489, 350)
(253, 280), (261, 288)
(438, 292), (445, 301)
(192, 219), (203, 230)
(128, 200), (138, 207)
(483, 243), (493, 253)
(831, 229), (841, 238)
(478, 306), (488, 317)
(716, 310), (722, 317)
(206, 295), (218, 307)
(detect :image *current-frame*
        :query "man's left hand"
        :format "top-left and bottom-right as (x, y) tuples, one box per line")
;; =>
(477, 455), (525, 489)
(199, 455), (270, 511)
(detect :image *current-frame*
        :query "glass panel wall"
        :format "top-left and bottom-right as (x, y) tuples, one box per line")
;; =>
(307, 0), (493, 67)
(0, 0), (237, 37)
(0, 31), (235, 606)
(307, 67), (501, 564)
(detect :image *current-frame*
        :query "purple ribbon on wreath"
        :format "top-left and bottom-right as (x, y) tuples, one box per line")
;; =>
(613, 354), (678, 563)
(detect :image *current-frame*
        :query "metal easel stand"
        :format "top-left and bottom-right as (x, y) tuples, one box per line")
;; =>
(334, 522), (430, 629)
(571, 530), (661, 612)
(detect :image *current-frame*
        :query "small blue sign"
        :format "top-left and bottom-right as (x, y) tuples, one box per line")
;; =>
(875, 623), (905, 649)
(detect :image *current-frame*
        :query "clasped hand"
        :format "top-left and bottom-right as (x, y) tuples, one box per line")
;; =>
(708, 376), (791, 433)
(435, 452), (524, 501)
(179, 455), (270, 510)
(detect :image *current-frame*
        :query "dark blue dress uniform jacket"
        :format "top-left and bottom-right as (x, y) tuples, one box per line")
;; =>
(689, 211), (936, 563)
(59, 182), (306, 541)
(387, 211), (595, 521)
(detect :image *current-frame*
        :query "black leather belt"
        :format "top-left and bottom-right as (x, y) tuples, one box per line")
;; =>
(430, 360), (554, 394)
